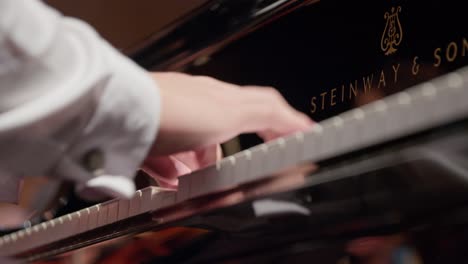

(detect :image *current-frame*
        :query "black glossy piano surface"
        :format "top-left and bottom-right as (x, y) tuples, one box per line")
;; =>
(13, 0), (468, 263)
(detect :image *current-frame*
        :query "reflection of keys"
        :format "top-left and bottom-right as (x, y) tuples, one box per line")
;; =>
(0, 187), (177, 257)
(1, 68), (468, 257)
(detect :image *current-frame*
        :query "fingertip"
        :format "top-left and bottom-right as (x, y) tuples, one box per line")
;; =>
(289, 112), (314, 132)
(303, 117), (315, 129)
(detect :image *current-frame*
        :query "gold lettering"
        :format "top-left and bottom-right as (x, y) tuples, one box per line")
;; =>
(463, 38), (468, 57)
(330, 88), (337, 106)
(378, 70), (386, 88)
(341, 85), (345, 102)
(362, 75), (374, 93)
(412, 56), (420, 75)
(320, 92), (327, 110)
(446, 41), (458, 62)
(349, 80), (358, 99)
(392, 63), (401, 83)
(311, 96), (317, 113)
(434, 48), (442, 67)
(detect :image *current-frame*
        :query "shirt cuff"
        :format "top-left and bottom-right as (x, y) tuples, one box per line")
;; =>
(52, 23), (161, 200)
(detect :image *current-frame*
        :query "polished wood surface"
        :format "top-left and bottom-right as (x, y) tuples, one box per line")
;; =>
(45, 0), (209, 52)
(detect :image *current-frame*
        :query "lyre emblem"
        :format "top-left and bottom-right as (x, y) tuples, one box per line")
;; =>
(381, 6), (403, 56)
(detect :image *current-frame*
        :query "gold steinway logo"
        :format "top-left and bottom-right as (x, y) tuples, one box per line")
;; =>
(381, 6), (403, 55)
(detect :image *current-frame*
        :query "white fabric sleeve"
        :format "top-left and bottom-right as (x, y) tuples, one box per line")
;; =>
(0, 0), (161, 202)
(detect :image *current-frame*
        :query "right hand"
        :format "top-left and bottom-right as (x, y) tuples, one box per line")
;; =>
(143, 72), (313, 187)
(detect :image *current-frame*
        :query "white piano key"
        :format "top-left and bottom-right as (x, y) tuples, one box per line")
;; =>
(405, 83), (437, 131)
(367, 100), (390, 143)
(193, 166), (216, 199)
(334, 110), (357, 153)
(350, 108), (366, 147)
(66, 213), (81, 241)
(394, 93), (416, 137)
(128, 190), (142, 217)
(292, 132), (305, 163)
(281, 135), (300, 169)
(232, 150), (250, 185)
(79, 208), (91, 233)
(456, 69), (468, 115)
(87, 205), (99, 230)
(407, 91), (433, 135)
(33, 221), (51, 249)
(107, 200), (119, 223)
(434, 77), (464, 123)
(52, 216), (69, 243)
(149, 187), (165, 208)
(246, 145), (267, 182)
(1, 236), (12, 255)
(340, 114), (363, 155)
(362, 101), (396, 144)
(1, 236), (18, 256)
(34, 222), (53, 244)
(446, 72), (466, 114)
(218, 157), (235, 188)
(148, 190), (163, 211)
(196, 164), (229, 196)
(421, 83), (438, 117)
(370, 98), (406, 144)
(448, 71), (464, 90)
(117, 197), (131, 219)
(42, 218), (56, 243)
(160, 191), (177, 208)
(16, 230), (25, 240)
(322, 118), (342, 158)
(139, 187), (155, 213)
(371, 106), (388, 145)
(235, 149), (252, 184)
(3, 236), (16, 254)
(7, 234), (17, 250)
(37, 222), (50, 245)
(263, 140), (285, 176)
(301, 124), (323, 163)
(26, 225), (43, 252)
(149, 187), (164, 210)
(177, 173), (192, 202)
(17, 227), (33, 253)
(187, 165), (217, 198)
(97, 203), (109, 227)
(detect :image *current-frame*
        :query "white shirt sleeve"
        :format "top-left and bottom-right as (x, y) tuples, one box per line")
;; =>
(0, 0), (161, 202)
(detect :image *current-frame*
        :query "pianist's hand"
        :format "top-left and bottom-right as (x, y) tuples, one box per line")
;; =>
(143, 72), (313, 188)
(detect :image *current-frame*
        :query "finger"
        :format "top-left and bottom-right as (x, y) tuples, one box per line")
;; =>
(141, 165), (179, 189)
(144, 155), (192, 180)
(193, 144), (223, 167)
(0, 203), (28, 229)
(238, 87), (314, 138)
(152, 147), (218, 173)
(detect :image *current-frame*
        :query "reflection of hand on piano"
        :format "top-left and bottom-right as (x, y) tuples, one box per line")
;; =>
(142, 72), (313, 187)
(157, 163), (317, 221)
(345, 234), (423, 264)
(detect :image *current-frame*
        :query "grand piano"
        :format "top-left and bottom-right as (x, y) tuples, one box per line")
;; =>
(1, 0), (468, 263)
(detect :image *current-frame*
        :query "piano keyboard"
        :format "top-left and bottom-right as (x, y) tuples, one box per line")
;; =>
(1, 67), (468, 258)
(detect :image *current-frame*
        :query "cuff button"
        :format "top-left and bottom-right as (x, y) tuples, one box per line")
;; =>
(81, 148), (105, 175)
